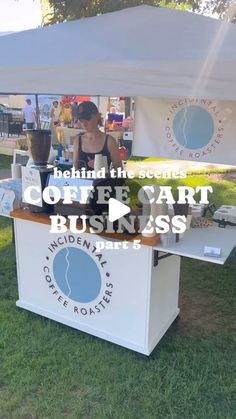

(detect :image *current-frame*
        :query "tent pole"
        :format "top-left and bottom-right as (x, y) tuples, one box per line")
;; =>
(35, 94), (40, 128)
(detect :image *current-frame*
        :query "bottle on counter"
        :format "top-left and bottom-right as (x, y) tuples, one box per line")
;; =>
(64, 144), (70, 162)
(118, 136), (126, 161)
(57, 144), (63, 160)
(119, 145), (126, 161)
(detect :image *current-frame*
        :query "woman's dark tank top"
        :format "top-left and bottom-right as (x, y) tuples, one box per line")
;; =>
(78, 134), (112, 170)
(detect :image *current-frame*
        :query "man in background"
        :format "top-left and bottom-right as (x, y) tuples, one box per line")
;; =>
(50, 100), (61, 126)
(71, 101), (79, 124)
(23, 99), (35, 129)
(50, 100), (62, 144)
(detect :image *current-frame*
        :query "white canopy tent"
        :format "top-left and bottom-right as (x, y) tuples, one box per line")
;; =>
(0, 5), (236, 164)
(0, 5), (236, 100)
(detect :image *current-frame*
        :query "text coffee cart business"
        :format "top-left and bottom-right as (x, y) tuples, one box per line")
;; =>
(11, 210), (235, 355)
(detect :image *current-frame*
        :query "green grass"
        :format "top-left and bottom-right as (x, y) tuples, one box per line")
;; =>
(128, 157), (236, 175)
(0, 154), (12, 170)
(186, 168), (236, 175)
(127, 174), (236, 210)
(0, 178), (236, 418)
(140, 175), (236, 206)
(130, 156), (169, 162)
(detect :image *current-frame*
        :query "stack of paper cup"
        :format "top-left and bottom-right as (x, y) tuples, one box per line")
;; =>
(141, 186), (168, 237)
(162, 231), (176, 246)
(94, 154), (104, 174)
(102, 156), (108, 173)
(48, 146), (57, 165)
(141, 186), (157, 237)
(186, 214), (192, 230)
(11, 163), (22, 179)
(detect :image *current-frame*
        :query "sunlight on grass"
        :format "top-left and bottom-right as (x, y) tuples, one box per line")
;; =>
(0, 226), (12, 249)
(134, 175), (236, 208)
(0, 154), (12, 170)
(128, 157), (236, 175)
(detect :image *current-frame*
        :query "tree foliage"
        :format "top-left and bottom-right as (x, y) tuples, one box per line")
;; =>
(46, 0), (193, 24)
(202, 0), (235, 17)
(46, 0), (236, 24)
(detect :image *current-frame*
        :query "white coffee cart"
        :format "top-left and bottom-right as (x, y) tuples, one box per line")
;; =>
(11, 209), (235, 355)
(1, 5), (236, 354)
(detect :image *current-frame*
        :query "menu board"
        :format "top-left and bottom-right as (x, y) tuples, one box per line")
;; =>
(21, 167), (42, 207)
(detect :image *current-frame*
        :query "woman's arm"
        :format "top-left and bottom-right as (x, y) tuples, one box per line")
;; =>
(107, 135), (122, 169)
(73, 135), (80, 169)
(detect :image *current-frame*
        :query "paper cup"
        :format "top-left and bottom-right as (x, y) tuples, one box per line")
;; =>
(160, 231), (175, 246)
(11, 163), (22, 179)
(141, 186), (168, 237)
(102, 156), (108, 173)
(186, 214), (192, 230)
(94, 154), (104, 173)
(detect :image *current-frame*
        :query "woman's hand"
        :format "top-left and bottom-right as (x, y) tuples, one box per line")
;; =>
(107, 135), (122, 169)
(72, 135), (80, 170)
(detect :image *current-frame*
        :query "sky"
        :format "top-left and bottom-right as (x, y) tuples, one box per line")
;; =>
(0, 0), (42, 33)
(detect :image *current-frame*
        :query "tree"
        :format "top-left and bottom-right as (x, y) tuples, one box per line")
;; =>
(46, 0), (196, 24)
(183, 0), (236, 22)
(202, 0), (236, 21)
(13, 0), (234, 24)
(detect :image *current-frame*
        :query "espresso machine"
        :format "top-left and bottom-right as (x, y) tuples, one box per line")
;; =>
(25, 129), (54, 213)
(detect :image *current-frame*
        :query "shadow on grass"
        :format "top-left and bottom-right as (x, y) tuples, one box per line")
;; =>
(0, 241), (17, 300)
(0, 154), (12, 170)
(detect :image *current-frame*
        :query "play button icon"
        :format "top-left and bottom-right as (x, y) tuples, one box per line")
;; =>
(108, 198), (131, 222)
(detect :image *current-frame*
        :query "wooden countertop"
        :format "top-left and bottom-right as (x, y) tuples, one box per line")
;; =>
(10, 209), (160, 247)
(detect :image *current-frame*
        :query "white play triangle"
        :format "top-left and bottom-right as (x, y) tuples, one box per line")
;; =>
(108, 198), (131, 222)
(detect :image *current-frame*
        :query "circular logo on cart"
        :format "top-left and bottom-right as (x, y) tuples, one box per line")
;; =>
(165, 98), (225, 160)
(53, 247), (101, 303)
(43, 235), (113, 317)
(173, 106), (214, 149)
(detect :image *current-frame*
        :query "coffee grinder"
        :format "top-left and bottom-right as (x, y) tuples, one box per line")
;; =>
(25, 129), (54, 213)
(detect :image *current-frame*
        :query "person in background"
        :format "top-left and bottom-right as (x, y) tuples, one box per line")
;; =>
(60, 102), (72, 125)
(22, 99), (35, 129)
(50, 100), (61, 126)
(71, 102), (79, 125)
(110, 106), (117, 114)
(73, 101), (123, 217)
(73, 101), (121, 170)
(50, 100), (62, 144)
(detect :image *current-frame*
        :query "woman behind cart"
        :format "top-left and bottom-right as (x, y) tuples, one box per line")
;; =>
(73, 101), (122, 170)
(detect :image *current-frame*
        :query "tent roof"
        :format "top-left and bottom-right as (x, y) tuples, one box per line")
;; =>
(0, 5), (236, 100)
